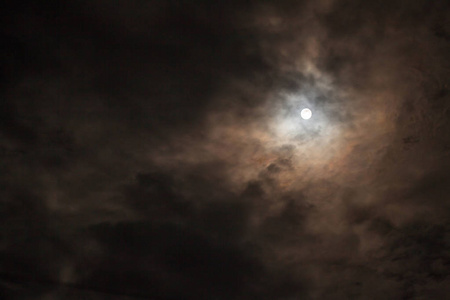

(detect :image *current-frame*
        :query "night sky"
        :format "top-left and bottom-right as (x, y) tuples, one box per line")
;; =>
(1, 1), (450, 299)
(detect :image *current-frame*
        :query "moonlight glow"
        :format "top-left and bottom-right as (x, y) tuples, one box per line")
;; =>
(301, 108), (312, 120)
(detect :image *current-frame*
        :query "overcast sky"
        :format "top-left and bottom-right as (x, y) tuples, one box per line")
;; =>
(1, 0), (450, 299)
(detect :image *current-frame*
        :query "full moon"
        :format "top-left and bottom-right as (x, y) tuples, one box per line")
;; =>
(301, 108), (312, 120)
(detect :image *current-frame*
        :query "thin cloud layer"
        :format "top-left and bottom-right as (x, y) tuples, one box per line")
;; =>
(1, 0), (450, 299)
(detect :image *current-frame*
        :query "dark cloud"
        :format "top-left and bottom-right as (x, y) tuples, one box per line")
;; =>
(2, 0), (450, 299)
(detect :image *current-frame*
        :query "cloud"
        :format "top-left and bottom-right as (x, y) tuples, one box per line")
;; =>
(1, 0), (450, 298)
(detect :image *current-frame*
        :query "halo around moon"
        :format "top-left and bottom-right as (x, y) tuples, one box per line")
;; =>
(301, 108), (312, 120)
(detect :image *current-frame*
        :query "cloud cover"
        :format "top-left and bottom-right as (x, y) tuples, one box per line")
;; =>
(1, 0), (450, 299)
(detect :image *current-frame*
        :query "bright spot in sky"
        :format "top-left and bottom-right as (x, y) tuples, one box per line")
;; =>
(301, 108), (312, 120)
